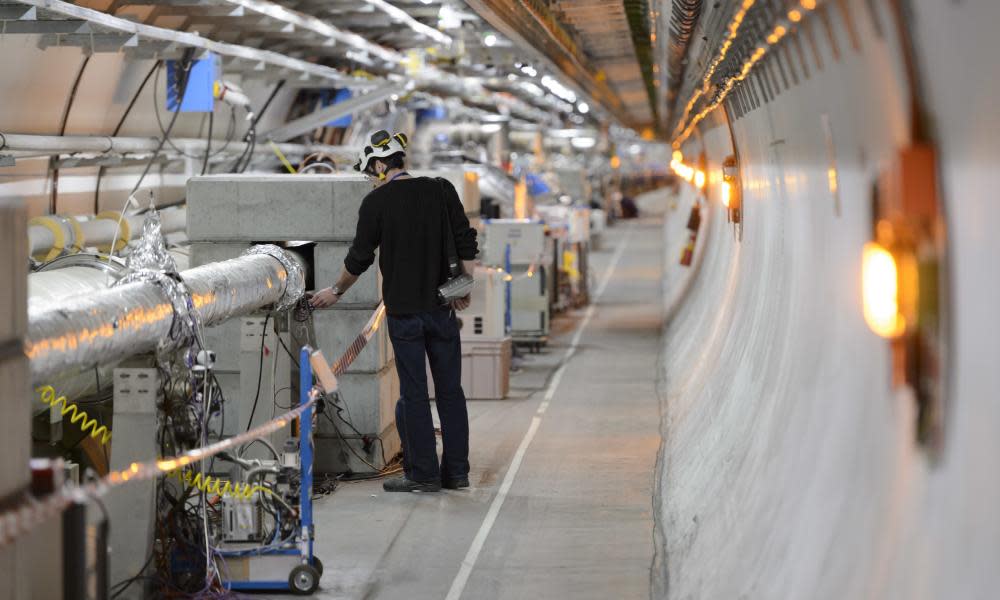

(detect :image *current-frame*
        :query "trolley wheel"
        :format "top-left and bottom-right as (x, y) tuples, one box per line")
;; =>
(289, 564), (320, 595)
(311, 556), (324, 576)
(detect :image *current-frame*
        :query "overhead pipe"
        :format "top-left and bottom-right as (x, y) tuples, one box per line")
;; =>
(26, 245), (305, 385)
(262, 81), (410, 142)
(27, 207), (187, 261)
(0, 132), (354, 161)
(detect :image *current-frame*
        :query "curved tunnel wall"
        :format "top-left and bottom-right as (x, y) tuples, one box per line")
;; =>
(657, 0), (999, 597)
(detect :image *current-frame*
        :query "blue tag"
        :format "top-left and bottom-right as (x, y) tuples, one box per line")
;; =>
(166, 53), (217, 113)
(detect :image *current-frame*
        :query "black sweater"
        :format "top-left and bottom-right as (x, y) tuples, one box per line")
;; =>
(344, 176), (478, 315)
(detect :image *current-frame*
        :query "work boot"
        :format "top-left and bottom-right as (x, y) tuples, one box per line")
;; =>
(382, 476), (441, 493)
(442, 476), (470, 490)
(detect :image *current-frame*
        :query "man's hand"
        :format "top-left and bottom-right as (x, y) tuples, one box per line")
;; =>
(308, 287), (341, 309)
(450, 293), (471, 311)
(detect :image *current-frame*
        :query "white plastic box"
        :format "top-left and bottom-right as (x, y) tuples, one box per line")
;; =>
(427, 336), (512, 401)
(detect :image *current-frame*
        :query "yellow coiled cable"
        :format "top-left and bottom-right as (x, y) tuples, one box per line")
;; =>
(165, 468), (271, 500)
(37, 385), (112, 446)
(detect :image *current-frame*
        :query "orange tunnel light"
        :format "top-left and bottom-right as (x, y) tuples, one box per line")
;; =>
(862, 242), (905, 338)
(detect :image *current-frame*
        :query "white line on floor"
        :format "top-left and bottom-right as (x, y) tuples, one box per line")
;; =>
(444, 226), (632, 600)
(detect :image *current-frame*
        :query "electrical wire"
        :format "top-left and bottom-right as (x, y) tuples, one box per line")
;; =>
(132, 49), (196, 196)
(322, 409), (388, 474)
(243, 314), (271, 432)
(200, 109), (214, 176)
(94, 60), (161, 212)
(249, 79), (285, 133)
(49, 54), (92, 214)
(151, 62), (237, 163)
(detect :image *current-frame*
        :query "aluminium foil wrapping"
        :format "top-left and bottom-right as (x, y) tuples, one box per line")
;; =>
(26, 246), (304, 385)
(125, 207), (179, 274)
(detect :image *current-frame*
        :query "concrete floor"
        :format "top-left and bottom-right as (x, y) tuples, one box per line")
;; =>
(265, 217), (665, 599)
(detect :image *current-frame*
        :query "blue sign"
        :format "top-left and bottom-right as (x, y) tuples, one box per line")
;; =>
(525, 173), (550, 196)
(323, 88), (354, 128)
(166, 53), (217, 113)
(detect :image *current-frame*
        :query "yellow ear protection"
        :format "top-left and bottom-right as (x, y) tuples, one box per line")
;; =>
(377, 172), (386, 180)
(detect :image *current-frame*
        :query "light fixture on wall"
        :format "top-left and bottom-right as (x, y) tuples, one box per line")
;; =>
(722, 155), (741, 224)
(863, 143), (947, 455)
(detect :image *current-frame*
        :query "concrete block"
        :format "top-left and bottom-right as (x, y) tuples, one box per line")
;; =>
(411, 168), (481, 217)
(314, 363), (399, 473)
(314, 422), (400, 474)
(212, 371), (242, 437)
(313, 243), (382, 307)
(0, 355), (30, 499)
(187, 242), (251, 268)
(0, 199), (27, 341)
(199, 318), (243, 372)
(312, 308), (393, 374)
(316, 364), (398, 437)
(186, 174), (371, 242)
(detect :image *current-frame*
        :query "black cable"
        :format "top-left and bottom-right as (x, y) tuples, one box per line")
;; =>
(249, 79), (285, 133)
(276, 332), (297, 361)
(49, 54), (92, 214)
(94, 61), (160, 212)
(152, 63), (237, 162)
(239, 127), (257, 173)
(273, 386), (293, 410)
(243, 314), (271, 432)
(230, 125), (255, 173)
(239, 438), (279, 460)
(132, 49), (196, 195)
(200, 109), (213, 176)
(110, 550), (155, 598)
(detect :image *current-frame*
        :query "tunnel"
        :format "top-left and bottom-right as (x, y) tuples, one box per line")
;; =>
(0, 0), (996, 598)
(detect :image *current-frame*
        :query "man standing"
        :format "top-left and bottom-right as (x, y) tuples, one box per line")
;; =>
(309, 130), (478, 493)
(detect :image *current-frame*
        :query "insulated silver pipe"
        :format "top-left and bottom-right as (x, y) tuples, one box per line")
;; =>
(0, 132), (353, 161)
(26, 246), (304, 384)
(27, 207), (188, 257)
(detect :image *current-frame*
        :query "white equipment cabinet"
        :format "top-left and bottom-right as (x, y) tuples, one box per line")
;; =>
(482, 220), (550, 347)
(482, 219), (546, 265)
(458, 267), (506, 339)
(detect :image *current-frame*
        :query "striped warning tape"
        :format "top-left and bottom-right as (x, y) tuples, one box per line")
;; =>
(0, 301), (387, 547)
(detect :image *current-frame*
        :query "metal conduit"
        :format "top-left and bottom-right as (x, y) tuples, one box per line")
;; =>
(27, 207), (187, 258)
(26, 246), (304, 384)
(0, 132), (353, 160)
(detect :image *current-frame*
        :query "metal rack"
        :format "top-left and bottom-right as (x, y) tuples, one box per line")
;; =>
(1, 0), (378, 88)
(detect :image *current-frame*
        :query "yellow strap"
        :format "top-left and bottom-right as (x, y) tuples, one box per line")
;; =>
(28, 216), (67, 263)
(64, 215), (85, 252)
(269, 140), (298, 174)
(94, 211), (131, 253)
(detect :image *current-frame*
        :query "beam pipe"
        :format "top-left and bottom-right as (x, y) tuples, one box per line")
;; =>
(26, 247), (304, 384)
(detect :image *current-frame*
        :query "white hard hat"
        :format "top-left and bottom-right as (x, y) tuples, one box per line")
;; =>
(354, 129), (408, 173)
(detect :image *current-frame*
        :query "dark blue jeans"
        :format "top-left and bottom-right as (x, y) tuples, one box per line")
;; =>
(387, 307), (469, 483)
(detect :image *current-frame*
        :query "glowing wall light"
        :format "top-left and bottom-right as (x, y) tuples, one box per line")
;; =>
(721, 180), (732, 208)
(862, 242), (906, 338)
(694, 170), (706, 189)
